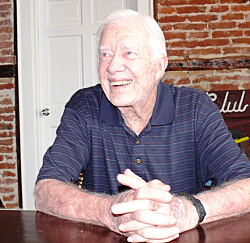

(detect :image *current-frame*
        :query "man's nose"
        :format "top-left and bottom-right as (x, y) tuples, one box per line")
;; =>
(107, 54), (125, 74)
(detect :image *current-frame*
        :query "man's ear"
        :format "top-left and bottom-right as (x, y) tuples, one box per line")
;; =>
(156, 56), (168, 81)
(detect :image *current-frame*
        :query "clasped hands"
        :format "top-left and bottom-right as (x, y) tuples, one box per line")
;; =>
(111, 169), (185, 243)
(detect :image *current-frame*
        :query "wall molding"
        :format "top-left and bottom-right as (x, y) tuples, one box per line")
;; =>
(167, 57), (250, 71)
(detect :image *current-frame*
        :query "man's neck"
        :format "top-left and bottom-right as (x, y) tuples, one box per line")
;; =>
(119, 90), (157, 136)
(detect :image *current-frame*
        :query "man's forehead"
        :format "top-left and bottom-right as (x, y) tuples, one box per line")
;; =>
(99, 23), (149, 47)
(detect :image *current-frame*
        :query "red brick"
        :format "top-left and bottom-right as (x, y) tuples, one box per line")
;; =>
(0, 83), (14, 90)
(158, 0), (188, 5)
(164, 32), (186, 40)
(0, 146), (13, 153)
(169, 40), (200, 48)
(0, 26), (12, 33)
(0, 4), (12, 11)
(212, 30), (243, 38)
(174, 23), (206, 30)
(199, 39), (230, 47)
(160, 24), (173, 31)
(167, 49), (187, 57)
(3, 194), (15, 201)
(225, 75), (250, 82)
(245, 30), (250, 36)
(196, 76), (222, 83)
(190, 48), (221, 56)
(5, 203), (19, 209)
(221, 13), (244, 21)
(8, 131), (15, 137)
(159, 6), (176, 14)
(159, 15), (187, 23)
(0, 107), (15, 113)
(223, 46), (250, 54)
(0, 162), (15, 169)
(0, 11), (11, 18)
(0, 178), (17, 185)
(0, 132), (8, 137)
(0, 123), (13, 130)
(243, 83), (250, 89)
(176, 78), (191, 85)
(0, 155), (3, 161)
(1, 49), (14, 55)
(0, 138), (13, 145)
(0, 19), (12, 26)
(163, 78), (175, 84)
(0, 0), (12, 3)
(0, 56), (16, 64)
(239, 22), (250, 28)
(210, 83), (239, 90)
(0, 98), (12, 105)
(2, 171), (16, 177)
(231, 4), (250, 12)
(188, 31), (209, 38)
(158, 0), (218, 4)
(176, 6), (206, 14)
(4, 155), (13, 159)
(232, 38), (250, 44)
(0, 115), (14, 121)
(0, 187), (13, 193)
(208, 22), (237, 29)
(210, 5), (229, 12)
(220, 0), (248, 3)
(0, 34), (12, 42)
(188, 14), (217, 22)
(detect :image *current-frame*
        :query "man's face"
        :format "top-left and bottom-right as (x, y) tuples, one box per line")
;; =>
(98, 21), (164, 109)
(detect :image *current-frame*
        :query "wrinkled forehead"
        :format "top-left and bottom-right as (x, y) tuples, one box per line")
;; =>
(99, 20), (151, 48)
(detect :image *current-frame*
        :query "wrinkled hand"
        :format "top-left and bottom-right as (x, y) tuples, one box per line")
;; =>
(111, 169), (181, 242)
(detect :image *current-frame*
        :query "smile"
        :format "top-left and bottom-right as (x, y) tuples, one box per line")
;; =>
(110, 80), (132, 86)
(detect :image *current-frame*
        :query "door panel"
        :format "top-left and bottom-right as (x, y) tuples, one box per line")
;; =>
(38, 0), (149, 165)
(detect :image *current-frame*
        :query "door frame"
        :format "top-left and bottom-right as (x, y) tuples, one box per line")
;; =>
(17, 0), (153, 210)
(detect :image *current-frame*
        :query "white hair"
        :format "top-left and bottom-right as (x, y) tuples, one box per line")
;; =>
(96, 9), (167, 61)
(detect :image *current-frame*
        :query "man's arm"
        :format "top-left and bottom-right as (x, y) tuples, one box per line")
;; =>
(35, 179), (114, 228)
(35, 177), (178, 238)
(197, 178), (250, 223)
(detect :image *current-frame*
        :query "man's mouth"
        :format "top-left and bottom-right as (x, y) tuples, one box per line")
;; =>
(110, 80), (132, 87)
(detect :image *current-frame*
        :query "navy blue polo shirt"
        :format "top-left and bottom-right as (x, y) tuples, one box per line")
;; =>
(37, 82), (250, 195)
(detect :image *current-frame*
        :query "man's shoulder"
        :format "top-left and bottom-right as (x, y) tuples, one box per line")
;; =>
(66, 84), (103, 111)
(163, 82), (211, 104)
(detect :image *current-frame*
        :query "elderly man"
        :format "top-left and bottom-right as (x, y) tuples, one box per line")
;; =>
(35, 9), (250, 242)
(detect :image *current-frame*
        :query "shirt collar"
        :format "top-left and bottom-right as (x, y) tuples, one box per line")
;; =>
(99, 81), (175, 126)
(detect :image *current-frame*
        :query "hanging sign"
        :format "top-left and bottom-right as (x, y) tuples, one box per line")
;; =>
(207, 90), (250, 118)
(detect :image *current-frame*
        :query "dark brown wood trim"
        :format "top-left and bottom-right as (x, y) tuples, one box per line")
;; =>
(0, 64), (16, 78)
(167, 56), (250, 71)
(153, 0), (158, 22)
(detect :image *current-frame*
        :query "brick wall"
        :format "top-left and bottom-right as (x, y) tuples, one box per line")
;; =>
(0, 0), (19, 209)
(155, 0), (250, 91)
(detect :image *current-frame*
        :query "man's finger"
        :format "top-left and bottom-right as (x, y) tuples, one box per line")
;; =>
(127, 226), (180, 242)
(112, 199), (152, 214)
(117, 173), (147, 189)
(119, 210), (176, 231)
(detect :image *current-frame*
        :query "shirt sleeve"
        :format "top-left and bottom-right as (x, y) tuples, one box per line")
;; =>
(36, 106), (90, 184)
(195, 93), (250, 186)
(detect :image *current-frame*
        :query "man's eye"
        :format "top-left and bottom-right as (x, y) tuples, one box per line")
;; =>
(102, 53), (109, 57)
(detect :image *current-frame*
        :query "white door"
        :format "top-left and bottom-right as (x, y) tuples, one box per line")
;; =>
(38, 0), (152, 162)
(17, 0), (152, 210)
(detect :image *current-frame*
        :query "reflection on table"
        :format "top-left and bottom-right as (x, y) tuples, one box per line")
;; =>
(0, 210), (250, 242)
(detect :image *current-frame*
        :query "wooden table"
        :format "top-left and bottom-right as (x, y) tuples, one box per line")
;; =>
(0, 210), (250, 242)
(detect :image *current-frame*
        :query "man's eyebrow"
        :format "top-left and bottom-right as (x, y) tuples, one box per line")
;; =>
(99, 46), (109, 50)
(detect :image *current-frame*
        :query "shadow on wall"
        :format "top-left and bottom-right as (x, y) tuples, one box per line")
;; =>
(0, 198), (5, 208)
